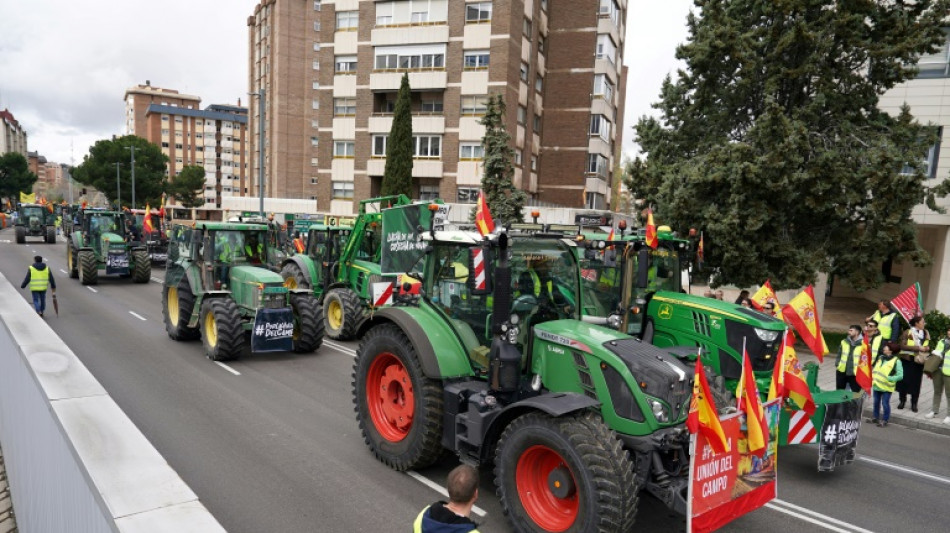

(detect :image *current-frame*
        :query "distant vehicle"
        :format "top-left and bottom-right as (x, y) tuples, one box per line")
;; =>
(14, 203), (56, 244)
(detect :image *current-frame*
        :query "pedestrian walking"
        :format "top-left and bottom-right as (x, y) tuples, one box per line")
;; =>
(835, 325), (865, 393)
(414, 464), (481, 533)
(866, 299), (901, 343)
(926, 327), (950, 422)
(897, 315), (930, 412)
(871, 342), (904, 427)
(21, 254), (56, 317)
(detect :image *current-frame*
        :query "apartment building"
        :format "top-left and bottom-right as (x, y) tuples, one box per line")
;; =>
(124, 82), (201, 138)
(247, 0), (627, 214)
(1, 108), (28, 157)
(27, 151), (49, 197)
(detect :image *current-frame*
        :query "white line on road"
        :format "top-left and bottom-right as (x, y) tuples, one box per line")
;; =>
(406, 471), (487, 518)
(59, 269), (67, 274)
(87, 287), (98, 293)
(129, 311), (147, 321)
(150, 277), (163, 284)
(214, 361), (241, 376)
(858, 455), (950, 486)
(324, 340), (357, 357)
(767, 498), (874, 533)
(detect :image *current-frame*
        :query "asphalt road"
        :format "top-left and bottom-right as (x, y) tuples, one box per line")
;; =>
(2, 226), (949, 532)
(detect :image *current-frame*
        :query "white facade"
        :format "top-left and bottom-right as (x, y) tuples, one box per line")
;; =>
(1, 109), (28, 157)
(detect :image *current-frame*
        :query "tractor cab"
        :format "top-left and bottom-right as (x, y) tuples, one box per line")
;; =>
(82, 211), (126, 249)
(202, 227), (269, 290)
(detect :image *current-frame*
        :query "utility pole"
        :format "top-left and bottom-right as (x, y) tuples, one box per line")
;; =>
(249, 88), (266, 219)
(125, 145), (137, 209)
(115, 162), (121, 210)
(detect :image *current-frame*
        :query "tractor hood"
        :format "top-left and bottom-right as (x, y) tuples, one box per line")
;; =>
(229, 265), (285, 285)
(101, 232), (125, 244)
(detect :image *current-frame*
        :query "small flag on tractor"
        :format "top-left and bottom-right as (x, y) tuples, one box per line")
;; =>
(891, 282), (922, 326)
(143, 203), (154, 234)
(687, 358), (731, 454)
(736, 347), (768, 457)
(768, 333), (788, 401)
(475, 190), (495, 237)
(645, 208), (658, 249)
(782, 286), (829, 362)
(697, 231), (705, 269)
(158, 195), (166, 218)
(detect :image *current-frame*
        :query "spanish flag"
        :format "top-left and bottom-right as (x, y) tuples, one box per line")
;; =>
(736, 348), (768, 457)
(781, 286), (829, 363)
(159, 195), (166, 218)
(687, 358), (730, 454)
(474, 190), (495, 237)
(856, 333), (873, 393)
(697, 231), (705, 269)
(750, 280), (777, 312)
(143, 203), (154, 234)
(783, 346), (816, 415)
(645, 208), (658, 249)
(768, 334), (788, 401)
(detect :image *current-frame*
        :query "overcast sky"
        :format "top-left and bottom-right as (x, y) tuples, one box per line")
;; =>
(0, 0), (694, 166)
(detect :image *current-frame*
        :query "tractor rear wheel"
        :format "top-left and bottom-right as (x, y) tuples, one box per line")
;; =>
(200, 298), (244, 361)
(353, 323), (443, 471)
(46, 226), (56, 243)
(131, 249), (151, 283)
(163, 281), (200, 341)
(494, 411), (638, 533)
(325, 288), (362, 340)
(66, 243), (78, 279)
(280, 262), (310, 291)
(15, 226), (25, 244)
(290, 293), (324, 353)
(78, 250), (98, 285)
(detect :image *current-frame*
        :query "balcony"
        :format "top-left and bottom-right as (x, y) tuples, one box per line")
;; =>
(367, 115), (445, 134)
(371, 24), (449, 47)
(370, 70), (447, 91)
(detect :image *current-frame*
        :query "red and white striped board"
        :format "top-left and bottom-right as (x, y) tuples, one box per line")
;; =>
(372, 281), (394, 307)
(787, 409), (817, 444)
(471, 248), (486, 291)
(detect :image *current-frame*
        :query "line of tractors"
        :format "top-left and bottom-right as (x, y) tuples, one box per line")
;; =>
(35, 195), (855, 531)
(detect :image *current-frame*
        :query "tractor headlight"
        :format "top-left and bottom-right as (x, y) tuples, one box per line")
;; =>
(648, 397), (670, 423)
(506, 325), (520, 344)
(607, 313), (622, 330)
(754, 328), (780, 342)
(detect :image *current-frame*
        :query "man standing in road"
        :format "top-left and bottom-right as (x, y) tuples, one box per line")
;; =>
(414, 464), (480, 533)
(21, 255), (56, 317)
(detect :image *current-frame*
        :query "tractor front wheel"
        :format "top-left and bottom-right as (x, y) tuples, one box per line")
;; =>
(15, 226), (25, 244)
(280, 262), (310, 291)
(163, 281), (200, 341)
(290, 293), (324, 353)
(325, 288), (362, 340)
(353, 324), (443, 471)
(66, 243), (78, 279)
(200, 298), (244, 361)
(46, 226), (56, 244)
(131, 249), (151, 283)
(494, 411), (638, 533)
(78, 250), (98, 285)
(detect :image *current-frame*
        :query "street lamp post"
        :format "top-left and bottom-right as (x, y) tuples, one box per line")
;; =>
(125, 145), (137, 209)
(115, 162), (121, 210)
(249, 88), (266, 219)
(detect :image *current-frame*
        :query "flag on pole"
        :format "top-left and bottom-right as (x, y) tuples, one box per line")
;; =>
(158, 195), (166, 218)
(736, 347), (768, 457)
(697, 231), (705, 269)
(750, 280), (777, 312)
(474, 190), (495, 237)
(782, 286), (829, 362)
(143, 203), (154, 234)
(783, 346), (816, 415)
(645, 208), (658, 249)
(768, 333), (788, 401)
(891, 282), (923, 325)
(607, 227), (615, 242)
(687, 358), (731, 454)
(856, 333), (873, 393)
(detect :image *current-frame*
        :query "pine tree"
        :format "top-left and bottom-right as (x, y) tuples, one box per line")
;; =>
(476, 94), (526, 225)
(381, 73), (413, 197)
(627, 0), (950, 290)
(167, 165), (206, 208)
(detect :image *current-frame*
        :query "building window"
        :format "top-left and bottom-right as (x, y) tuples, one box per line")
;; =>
(311, 136), (319, 147)
(313, 42), (321, 51)
(311, 177), (319, 185)
(313, 1), (321, 11)
(517, 106), (527, 125)
(161, 115), (169, 121)
(587, 153), (609, 179)
(463, 51), (490, 70)
(520, 62), (529, 82)
(336, 11), (359, 31)
(334, 141), (355, 158)
(590, 115), (611, 141)
(311, 157), (319, 166)
(174, 116), (183, 123)
(535, 75), (543, 93)
(162, 129), (169, 135)
(420, 98), (443, 113)
(335, 55), (357, 73)
(457, 187), (480, 203)
(465, 2), (492, 23)
(332, 181), (354, 199)
(901, 127), (943, 178)
(161, 142), (169, 148)
(530, 156), (537, 171)
(459, 143), (484, 160)
(599, 0), (621, 28)
(312, 119), (319, 128)
(538, 34), (545, 54)
(918, 28), (950, 78)
(313, 81), (320, 90)
(593, 74), (614, 102)
(411, 11), (429, 24)
(334, 98), (356, 116)
(533, 114), (541, 132)
(375, 45), (446, 71)
(523, 18), (532, 37)
(541, 0), (548, 12)
(414, 135), (441, 158)
(596, 34), (618, 64)
(175, 143), (183, 149)
(419, 185), (440, 200)
(515, 150), (523, 166)
(372, 135), (388, 157)
(314, 21), (321, 32)
(313, 60), (320, 70)
(461, 95), (489, 116)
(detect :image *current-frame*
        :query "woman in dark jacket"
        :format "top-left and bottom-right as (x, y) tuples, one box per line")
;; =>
(897, 315), (930, 411)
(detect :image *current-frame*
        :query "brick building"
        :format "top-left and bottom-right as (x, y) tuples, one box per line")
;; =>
(1, 108), (28, 157)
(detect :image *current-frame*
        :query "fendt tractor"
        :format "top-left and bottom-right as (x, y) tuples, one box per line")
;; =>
(577, 226), (862, 448)
(14, 203), (57, 244)
(353, 204), (693, 532)
(162, 222), (325, 361)
(279, 195), (413, 339)
(66, 208), (151, 285)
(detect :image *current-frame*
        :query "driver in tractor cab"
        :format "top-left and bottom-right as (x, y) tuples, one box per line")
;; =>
(245, 233), (264, 264)
(215, 232), (236, 285)
(524, 256), (573, 323)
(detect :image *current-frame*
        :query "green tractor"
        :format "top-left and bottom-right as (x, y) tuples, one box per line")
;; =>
(279, 195), (412, 339)
(162, 222), (324, 361)
(66, 208), (150, 285)
(353, 212), (693, 531)
(14, 203), (57, 244)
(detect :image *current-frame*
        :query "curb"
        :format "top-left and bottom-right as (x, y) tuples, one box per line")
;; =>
(861, 406), (950, 437)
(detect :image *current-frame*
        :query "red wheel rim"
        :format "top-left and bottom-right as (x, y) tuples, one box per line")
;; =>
(366, 352), (414, 442)
(515, 445), (578, 531)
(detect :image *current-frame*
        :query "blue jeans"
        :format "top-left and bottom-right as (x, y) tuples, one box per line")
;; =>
(873, 390), (892, 421)
(31, 290), (47, 314)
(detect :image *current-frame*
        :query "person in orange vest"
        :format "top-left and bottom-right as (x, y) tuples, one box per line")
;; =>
(21, 255), (56, 317)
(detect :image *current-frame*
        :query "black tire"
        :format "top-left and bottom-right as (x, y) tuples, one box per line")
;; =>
(280, 262), (311, 290)
(325, 288), (362, 340)
(78, 250), (98, 285)
(162, 281), (200, 341)
(290, 293), (324, 353)
(66, 242), (78, 279)
(353, 323), (443, 471)
(46, 226), (56, 244)
(494, 411), (639, 533)
(15, 226), (25, 244)
(200, 298), (244, 361)
(131, 249), (151, 283)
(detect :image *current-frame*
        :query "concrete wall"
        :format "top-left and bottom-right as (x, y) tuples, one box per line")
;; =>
(0, 273), (225, 533)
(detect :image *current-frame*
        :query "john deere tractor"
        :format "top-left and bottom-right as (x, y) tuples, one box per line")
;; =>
(66, 208), (150, 285)
(14, 203), (57, 244)
(162, 222), (324, 361)
(353, 205), (693, 532)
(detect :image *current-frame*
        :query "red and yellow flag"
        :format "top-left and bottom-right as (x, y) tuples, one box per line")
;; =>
(857, 333), (873, 393)
(645, 208), (658, 249)
(783, 346), (816, 415)
(607, 227), (615, 241)
(474, 190), (495, 237)
(768, 334), (788, 402)
(781, 286), (829, 363)
(697, 231), (705, 269)
(750, 280), (778, 313)
(143, 203), (154, 234)
(158, 195), (166, 218)
(687, 358), (731, 454)
(736, 348), (768, 457)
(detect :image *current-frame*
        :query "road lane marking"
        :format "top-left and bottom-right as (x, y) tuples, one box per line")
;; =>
(324, 340), (357, 357)
(767, 499), (874, 533)
(150, 277), (163, 284)
(87, 287), (98, 293)
(60, 269), (67, 274)
(406, 471), (487, 518)
(214, 362), (241, 376)
(858, 455), (950, 486)
(129, 311), (147, 321)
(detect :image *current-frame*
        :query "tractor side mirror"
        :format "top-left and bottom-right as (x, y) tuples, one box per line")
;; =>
(637, 249), (650, 289)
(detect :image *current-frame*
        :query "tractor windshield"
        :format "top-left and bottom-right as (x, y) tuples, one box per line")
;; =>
(87, 214), (121, 235)
(22, 206), (45, 221)
(211, 230), (268, 266)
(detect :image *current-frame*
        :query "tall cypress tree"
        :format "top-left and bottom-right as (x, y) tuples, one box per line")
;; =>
(627, 0), (950, 290)
(477, 94), (526, 225)
(381, 73), (413, 197)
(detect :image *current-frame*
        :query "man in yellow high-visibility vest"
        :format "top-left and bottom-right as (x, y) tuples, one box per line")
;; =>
(20, 254), (56, 317)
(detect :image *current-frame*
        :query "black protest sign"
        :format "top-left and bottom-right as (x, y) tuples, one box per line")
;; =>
(817, 396), (864, 472)
(251, 308), (295, 353)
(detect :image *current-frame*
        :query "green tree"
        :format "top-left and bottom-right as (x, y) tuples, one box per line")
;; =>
(0, 152), (38, 205)
(476, 94), (526, 226)
(627, 0), (950, 290)
(71, 135), (168, 209)
(381, 73), (413, 197)
(167, 165), (206, 208)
